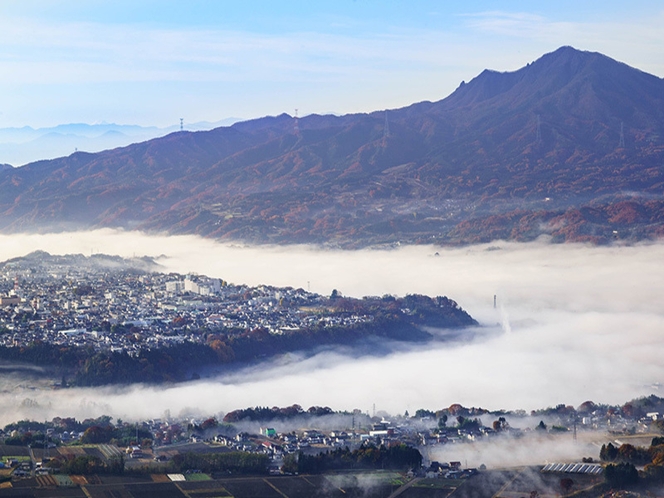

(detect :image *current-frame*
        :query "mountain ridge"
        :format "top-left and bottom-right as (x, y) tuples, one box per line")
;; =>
(0, 118), (243, 166)
(1, 46), (663, 246)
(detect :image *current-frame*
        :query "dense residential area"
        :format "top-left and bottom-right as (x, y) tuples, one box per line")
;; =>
(0, 251), (364, 349)
(3, 397), (664, 496)
(0, 251), (476, 385)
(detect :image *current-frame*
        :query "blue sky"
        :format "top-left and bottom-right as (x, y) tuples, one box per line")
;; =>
(0, 0), (662, 128)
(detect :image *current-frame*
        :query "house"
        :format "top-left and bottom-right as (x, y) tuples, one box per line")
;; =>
(214, 434), (233, 446)
(260, 427), (277, 438)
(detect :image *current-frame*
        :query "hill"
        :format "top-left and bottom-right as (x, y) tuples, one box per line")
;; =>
(1, 46), (663, 246)
(0, 251), (477, 386)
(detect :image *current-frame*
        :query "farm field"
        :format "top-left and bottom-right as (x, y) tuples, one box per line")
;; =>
(0, 466), (604, 497)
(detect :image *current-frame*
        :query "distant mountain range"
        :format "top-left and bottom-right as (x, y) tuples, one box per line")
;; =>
(1, 46), (663, 247)
(0, 119), (242, 166)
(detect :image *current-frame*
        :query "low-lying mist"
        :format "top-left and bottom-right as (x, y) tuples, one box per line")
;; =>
(424, 433), (599, 469)
(0, 230), (663, 430)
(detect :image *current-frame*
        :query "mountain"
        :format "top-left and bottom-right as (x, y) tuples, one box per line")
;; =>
(0, 46), (663, 247)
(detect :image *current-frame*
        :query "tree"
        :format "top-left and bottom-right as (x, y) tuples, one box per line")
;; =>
(644, 463), (664, 483)
(493, 417), (509, 432)
(560, 477), (574, 494)
(604, 462), (638, 488)
(81, 425), (114, 444)
(652, 419), (664, 434)
(600, 443), (618, 461)
(617, 443), (651, 465)
(107, 455), (124, 475)
(577, 400), (597, 413)
(438, 415), (447, 429)
(536, 420), (547, 431)
(200, 418), (218, 431)
(456, 417), (481, 431)
(52, 455), (107, 475)
(281, 453), (298, 474)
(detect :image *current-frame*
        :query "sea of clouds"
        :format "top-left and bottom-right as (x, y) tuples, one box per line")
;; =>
(0, 230), (662, 429)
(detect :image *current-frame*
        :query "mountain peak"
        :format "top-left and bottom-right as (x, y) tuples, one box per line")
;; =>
(532, 45), (608, 70)
(438, 45), (662, 113)
(547, 45), (585, 56)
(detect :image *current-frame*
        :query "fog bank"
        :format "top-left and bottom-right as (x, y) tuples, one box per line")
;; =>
(0, 230), (663, 425)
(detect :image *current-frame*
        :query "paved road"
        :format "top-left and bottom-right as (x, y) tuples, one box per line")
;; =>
(387, 477), (422, 498)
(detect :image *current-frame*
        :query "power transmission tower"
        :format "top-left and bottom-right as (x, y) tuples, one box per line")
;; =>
(294, 109), (300, 136)
(382, 110), (390, 148)
(536, 114), (542, 143)
(619, 122), (625, 148)
(180, 118), (184, 132)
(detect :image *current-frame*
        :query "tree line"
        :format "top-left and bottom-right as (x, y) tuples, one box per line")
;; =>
(599, 438), (664, 489)
(286, 444), (422, 474)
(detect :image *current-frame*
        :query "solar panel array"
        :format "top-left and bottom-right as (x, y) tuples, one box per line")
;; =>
(541, 463), (603, 475)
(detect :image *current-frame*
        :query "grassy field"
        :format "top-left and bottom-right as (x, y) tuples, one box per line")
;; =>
(1, 455), (30, 463)
(412, 478), (461, 489)
(399, 488), (455, 498)
(176, 479), (232, 497)
(55, 475), (76, 486)
(185, 472), (212, 481)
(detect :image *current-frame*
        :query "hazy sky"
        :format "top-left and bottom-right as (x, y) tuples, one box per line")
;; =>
(0, 0), (662, 128)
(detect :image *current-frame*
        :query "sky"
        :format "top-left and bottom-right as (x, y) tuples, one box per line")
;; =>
(0, 0), (663, 128)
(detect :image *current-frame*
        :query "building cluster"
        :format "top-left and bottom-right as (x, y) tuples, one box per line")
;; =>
(4, 400), (664, 483)
(0, 253), (372, 354)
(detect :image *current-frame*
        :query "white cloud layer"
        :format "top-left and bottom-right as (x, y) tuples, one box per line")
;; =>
(0, 230), (662, 428)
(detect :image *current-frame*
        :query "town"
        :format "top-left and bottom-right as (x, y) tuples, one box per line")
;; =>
(2, 396), (664, 496)
(0, 251), (369, 355)
(0, 250), (477, 387)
